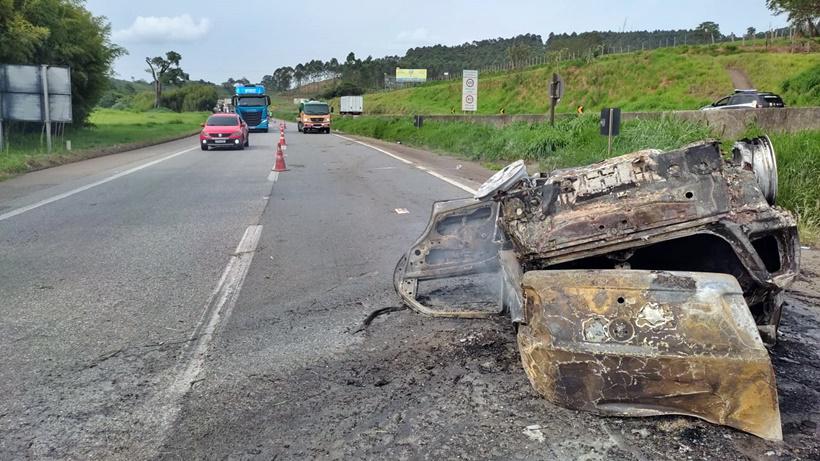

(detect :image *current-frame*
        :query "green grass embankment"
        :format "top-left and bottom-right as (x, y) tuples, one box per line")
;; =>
(353, 44), (820, 115)
(333, 115), (820, 243)
(0, 109), (208, 179)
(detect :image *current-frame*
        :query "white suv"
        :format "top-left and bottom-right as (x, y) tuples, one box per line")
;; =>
(701, 90), (785, 110)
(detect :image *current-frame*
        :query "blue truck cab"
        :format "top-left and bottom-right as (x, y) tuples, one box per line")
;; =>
(232, 85), (270, 132)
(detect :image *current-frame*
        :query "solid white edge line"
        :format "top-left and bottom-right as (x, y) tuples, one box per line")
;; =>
(333, 134), (412, 164)
(0, 145), (199, 222)
(333, 133), (477, 195)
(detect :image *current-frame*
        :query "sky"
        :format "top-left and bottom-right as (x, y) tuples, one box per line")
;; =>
(84, 0), (790, 84)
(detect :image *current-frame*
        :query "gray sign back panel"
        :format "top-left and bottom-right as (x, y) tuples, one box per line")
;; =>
(49, 95), (72, 121)
(0, 64), (72, 122)
(4, 94), (43, 121)
(4, 65), (41, 93)
(46, 67), (71, 94)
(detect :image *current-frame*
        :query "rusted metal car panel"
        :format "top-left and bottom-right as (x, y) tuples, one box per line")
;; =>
(394, 137), (799, 439)
(518, 270), (781, 441)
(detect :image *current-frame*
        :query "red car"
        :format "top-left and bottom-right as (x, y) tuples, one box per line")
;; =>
(199, 113), (250, 150)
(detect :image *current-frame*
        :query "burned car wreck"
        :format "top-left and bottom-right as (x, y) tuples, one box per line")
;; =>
(394, 137), (799, 440)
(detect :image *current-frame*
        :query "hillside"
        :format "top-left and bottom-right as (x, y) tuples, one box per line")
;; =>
(349, 43), (820, 115)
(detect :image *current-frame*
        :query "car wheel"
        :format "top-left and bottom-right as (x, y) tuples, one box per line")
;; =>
(200, 144), (208, 151)
(244, 136), (250, 147)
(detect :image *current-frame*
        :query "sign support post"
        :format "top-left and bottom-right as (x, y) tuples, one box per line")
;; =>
(600, 108), (621, 157)
(549, 73), (564, 127)
(548, 73), (564, 151)
(41, 65), (52, 153)
(607, 109), (614, 156)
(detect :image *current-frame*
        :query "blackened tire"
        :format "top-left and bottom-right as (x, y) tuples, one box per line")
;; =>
(200, 145), (208, 151)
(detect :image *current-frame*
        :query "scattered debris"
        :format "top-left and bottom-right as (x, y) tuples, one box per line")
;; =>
(631, 428), (650, 438)
(523, 424), (545, 442)
(394, 208), (410, 214)
(394, 137), (799, 440)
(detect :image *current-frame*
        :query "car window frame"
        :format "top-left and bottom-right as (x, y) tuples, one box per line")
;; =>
(713, 96), (731, 107)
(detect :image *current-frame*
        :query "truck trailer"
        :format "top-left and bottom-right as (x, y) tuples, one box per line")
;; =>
(340, 96), (363, 115)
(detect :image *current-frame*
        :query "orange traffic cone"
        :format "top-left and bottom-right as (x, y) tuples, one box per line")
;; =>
(279, 131), (287, 147)
(273, 142), (288, 172)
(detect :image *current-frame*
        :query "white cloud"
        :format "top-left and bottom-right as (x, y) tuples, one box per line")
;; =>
(113, 15), (211, 43)
(396, 27), (438, 44)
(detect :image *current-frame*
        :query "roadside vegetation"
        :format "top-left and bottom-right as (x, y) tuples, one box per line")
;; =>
(333, 116), (820, 243)
(0, 109), (207, 179)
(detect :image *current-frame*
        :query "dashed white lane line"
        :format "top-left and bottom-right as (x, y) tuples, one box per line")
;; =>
(151, 224), (262, 449)
(0, 146), (198, 222)
(267, 171), (279, 182)
(333, 134), (477, 195)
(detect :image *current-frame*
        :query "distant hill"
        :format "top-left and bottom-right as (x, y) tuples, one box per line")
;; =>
(278, 26), (794, 95)
(342, 41), (820, 115)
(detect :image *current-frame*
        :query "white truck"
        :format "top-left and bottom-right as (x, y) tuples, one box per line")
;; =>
(340, 95), (363, 115)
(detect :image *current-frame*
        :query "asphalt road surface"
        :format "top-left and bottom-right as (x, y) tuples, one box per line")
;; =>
(1, 125), (818, 460)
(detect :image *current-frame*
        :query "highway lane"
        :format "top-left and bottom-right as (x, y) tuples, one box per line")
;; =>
(2, 123), (818, 459)
(0, 131), (279, 458)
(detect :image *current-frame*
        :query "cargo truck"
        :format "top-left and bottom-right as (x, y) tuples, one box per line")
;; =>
(297, 100), (332, 133)
(232, 84), (270, 132)
(340, 96), (363, 115)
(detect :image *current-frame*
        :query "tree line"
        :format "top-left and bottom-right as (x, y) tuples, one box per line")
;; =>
(263, 0), (818, 96)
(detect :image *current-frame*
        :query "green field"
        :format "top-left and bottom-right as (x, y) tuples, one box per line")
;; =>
(0, 109), (208, 179)
(333, 115), (820, 243)
(348, 44), (820, 115)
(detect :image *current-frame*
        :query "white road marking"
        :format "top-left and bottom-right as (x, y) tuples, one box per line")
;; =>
(415, 165), (477, 195)
(268, 171), (279, 182)
(333, 134), (412, 164)
(0, 146), (198, 222)
(150, 224), (262, 450)
(333, 133), (478, 195)
(394, 208), (410, 214)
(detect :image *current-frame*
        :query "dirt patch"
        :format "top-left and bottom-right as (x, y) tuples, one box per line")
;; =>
(727, 67), (755, 90)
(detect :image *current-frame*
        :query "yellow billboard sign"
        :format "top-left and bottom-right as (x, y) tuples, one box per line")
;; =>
(396, 68), (427, 82)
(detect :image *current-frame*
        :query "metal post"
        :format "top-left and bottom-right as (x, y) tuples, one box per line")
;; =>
(549, 73), (557, 127)
(41, 65), (52, 153)
(607, 109), (614, 156)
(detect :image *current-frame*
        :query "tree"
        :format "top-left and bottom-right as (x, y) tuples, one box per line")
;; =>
(695, 21), (720, 43)
(145, 51), (188, 109)
(507, 43), (532, 67)
(747, 26), (757, 39)
(766, 0), (819, 36)
(0, 0), (124, 123)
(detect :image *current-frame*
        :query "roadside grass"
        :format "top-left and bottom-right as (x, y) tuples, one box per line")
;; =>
(767, 130), (820, 243)
(352, 46), (819, 115)
(0, 109), (208, 179)
(333, 116), (820, 244)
